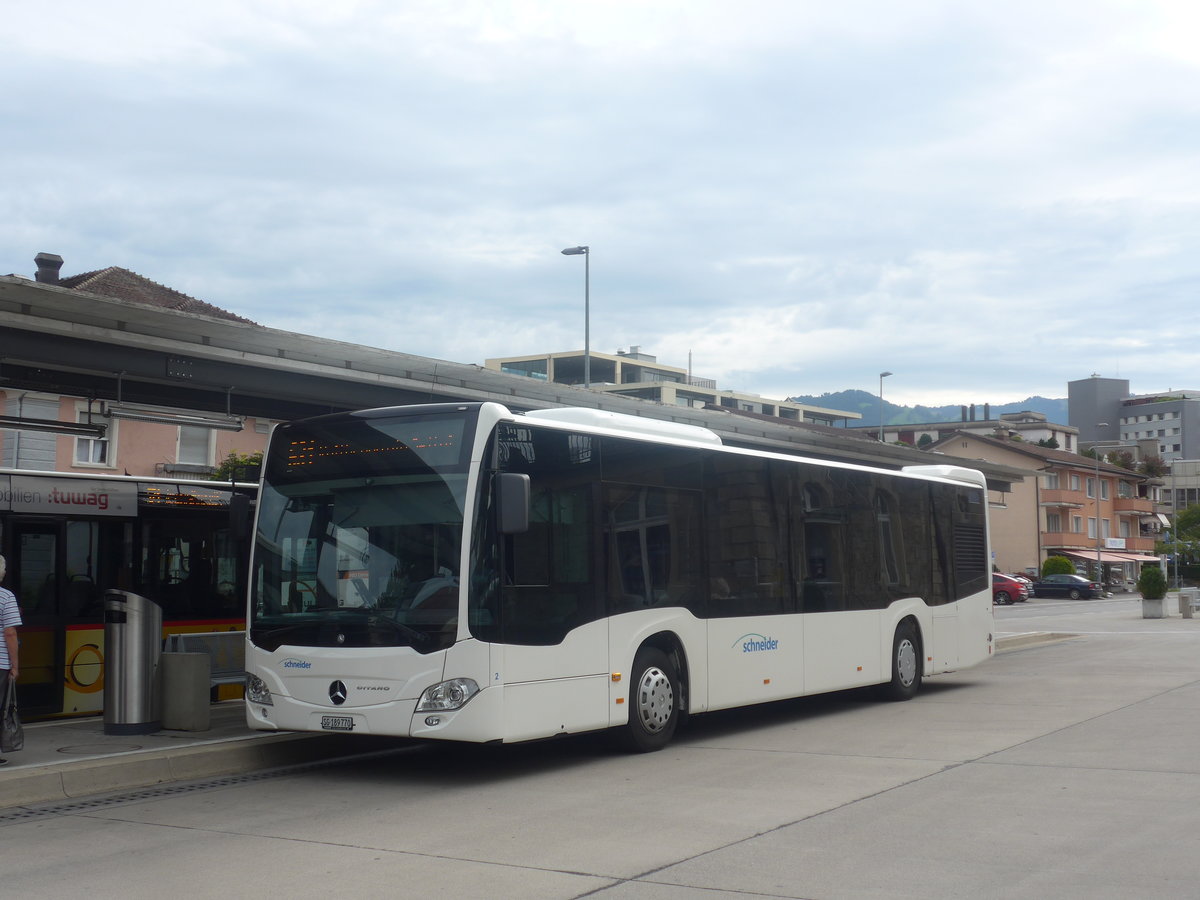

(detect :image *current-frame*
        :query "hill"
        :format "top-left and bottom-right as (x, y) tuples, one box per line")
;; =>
(792, 390), (1068, 427)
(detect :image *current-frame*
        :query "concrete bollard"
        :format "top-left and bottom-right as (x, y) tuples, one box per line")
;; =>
(160, 652), (211, 731)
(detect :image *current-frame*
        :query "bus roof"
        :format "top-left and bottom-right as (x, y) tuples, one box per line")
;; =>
(523, 407), (723, 446)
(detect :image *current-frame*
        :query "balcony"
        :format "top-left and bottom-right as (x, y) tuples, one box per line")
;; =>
(1114, 496), (1153, 514)
(1039, 489), (1084, 508)
(1041, 532), (1091, 552)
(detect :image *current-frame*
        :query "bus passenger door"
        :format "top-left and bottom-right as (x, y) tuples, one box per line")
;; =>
(494, 480), (608, 742)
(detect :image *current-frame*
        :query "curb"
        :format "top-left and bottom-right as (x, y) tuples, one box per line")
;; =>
(0, 732), (386, 810)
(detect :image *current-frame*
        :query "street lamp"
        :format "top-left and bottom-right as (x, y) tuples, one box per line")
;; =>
(878, 372), (892, 442)
(1093, 423), (1111, 589)
(560, 245), (590, 388)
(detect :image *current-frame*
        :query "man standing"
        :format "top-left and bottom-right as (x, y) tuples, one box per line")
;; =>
(0, 554), (20, 767)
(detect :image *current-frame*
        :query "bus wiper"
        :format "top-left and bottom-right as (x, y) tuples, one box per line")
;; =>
(369, 615), (431, 648)
(251, 622), (318, 644)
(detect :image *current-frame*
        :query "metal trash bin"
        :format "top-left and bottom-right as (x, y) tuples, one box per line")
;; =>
(103, 590), (163, 735)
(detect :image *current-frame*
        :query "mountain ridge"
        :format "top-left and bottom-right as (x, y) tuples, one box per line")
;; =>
(791, 390), (1068, 427)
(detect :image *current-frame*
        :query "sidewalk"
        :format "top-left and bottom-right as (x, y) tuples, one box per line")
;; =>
(0, 702), (381, 810)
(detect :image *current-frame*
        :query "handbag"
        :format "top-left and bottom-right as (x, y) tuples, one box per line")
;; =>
(1, 677), (22, 753)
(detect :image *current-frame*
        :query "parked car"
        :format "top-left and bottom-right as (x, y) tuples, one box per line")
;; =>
(1031, 573), (1103, 600)
(993, 573), (1029, 605)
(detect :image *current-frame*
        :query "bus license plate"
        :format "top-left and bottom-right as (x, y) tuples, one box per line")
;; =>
(320, 716), (354, 732)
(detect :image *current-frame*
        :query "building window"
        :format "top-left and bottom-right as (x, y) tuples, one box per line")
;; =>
(1088, 517), (1097, 539)
(1070, 474), (1081, 491)
(178, 426), (214, 466)
(1047, 512), (1062, 532)
(1072, 516), (1083, 533)
(1043, 473), (1060, 489)
(1100, 479), (1109, 501)
(74, 413), (112, 467)
(1086, 477), (1095, 499)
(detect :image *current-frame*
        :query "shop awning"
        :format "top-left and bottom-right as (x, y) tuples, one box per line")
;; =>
(1108, 552), (1161, 563)
(1060, 550), (1150, 564)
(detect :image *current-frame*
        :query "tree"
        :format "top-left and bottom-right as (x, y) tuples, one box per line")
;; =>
(1105, 449), (1136, 471)
(1159, 503), (1200, 565)
(918, 433), (933, 449)
(1139, 454), (1169, 478)
(1041, 555), (1074, 577)
(1137, 564), (1167, 600)
(211, 450), (263, 482)
(1036, 437), (1060, 449)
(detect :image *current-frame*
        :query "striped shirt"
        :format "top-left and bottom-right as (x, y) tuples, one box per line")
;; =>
(0, 587), (20, 670)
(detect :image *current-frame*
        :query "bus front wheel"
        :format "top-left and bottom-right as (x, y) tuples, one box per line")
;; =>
(877, 621), (922, 702)
(621, 647), (680, 752)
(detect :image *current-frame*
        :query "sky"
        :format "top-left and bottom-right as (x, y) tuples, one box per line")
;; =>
(4, 1), (1199, 407)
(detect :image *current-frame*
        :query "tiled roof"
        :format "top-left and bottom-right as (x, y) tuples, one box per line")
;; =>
(59, 266), (256, 325)
(931, 431), (1142, 478)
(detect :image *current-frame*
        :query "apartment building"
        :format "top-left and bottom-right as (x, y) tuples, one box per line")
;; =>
(929, 431), (1162, 586)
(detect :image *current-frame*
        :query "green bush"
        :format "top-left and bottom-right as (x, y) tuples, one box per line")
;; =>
(211, 450), (263, 482)
(1041, 555), (1074, 577)
(1137, 565), (1167, 600)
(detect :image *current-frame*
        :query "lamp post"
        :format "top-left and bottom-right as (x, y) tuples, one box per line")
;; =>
(560, 246), (590, 388)
(1172, 463), (1181, 590)
(878, 372), (892, 442)
(1093, 423), (1111, 588)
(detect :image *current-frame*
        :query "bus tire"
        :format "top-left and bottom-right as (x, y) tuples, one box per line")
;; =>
(877, 621), (922, 702)
(621, 647), (680, 752)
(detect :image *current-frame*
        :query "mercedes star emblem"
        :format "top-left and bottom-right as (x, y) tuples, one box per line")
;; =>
(329, 680), (348, 705)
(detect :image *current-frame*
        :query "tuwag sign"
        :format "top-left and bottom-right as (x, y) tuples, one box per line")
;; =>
(0, 475), (138, 517)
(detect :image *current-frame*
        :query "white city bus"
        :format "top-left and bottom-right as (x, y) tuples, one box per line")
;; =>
(245, 402), (993, 751)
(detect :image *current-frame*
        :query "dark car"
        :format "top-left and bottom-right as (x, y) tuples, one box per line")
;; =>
(1032, 573), (1103, 600)
(993, 573), (1029, 605)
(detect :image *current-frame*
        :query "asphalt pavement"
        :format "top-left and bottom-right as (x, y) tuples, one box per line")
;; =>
(0, 590), (1190, 812)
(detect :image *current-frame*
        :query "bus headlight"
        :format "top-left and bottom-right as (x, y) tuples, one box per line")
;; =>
(246, 673), (274, 706)
(416, 677), (480, 712)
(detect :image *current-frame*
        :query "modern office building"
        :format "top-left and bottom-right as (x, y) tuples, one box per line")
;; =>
(1069, 375), (1200, 462)
(485, 347), (858, 427)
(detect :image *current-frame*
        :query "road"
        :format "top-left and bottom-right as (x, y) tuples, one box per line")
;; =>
(5, 596), (1200, 899)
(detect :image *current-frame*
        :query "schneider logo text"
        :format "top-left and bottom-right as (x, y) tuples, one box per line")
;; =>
(736, 634), (780, 653)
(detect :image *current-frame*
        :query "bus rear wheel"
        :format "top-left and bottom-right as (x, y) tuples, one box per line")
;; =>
(620, 647), (680, 752)
(877, 621), (922, 702)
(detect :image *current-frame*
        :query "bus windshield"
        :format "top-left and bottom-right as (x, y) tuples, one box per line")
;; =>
(249, 409), (474, 653)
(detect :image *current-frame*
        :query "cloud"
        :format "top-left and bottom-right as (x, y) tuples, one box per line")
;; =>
(3, 0), (1198, 409)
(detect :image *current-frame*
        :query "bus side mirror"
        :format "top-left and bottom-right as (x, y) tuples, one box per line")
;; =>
(497, 473), (530, 534)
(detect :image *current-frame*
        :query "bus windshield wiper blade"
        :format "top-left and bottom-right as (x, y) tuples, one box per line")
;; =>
(369, 615), (431, 648)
